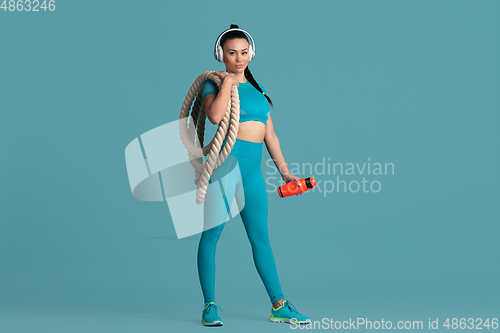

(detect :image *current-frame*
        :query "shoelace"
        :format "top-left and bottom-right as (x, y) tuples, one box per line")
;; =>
(205, 303), (224, 314)
(284, 300), (302, 316)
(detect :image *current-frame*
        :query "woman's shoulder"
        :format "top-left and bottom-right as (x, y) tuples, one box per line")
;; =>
(203, 79), (219, 99)
(204, 79), (218, 88)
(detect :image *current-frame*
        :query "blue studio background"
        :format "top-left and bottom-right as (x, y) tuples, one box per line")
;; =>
(1, 0), (499, 332)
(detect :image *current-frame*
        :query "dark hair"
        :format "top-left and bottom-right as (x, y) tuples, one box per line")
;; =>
(220, 24), (274, 108)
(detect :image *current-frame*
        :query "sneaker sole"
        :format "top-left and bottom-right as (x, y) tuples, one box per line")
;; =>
(201, 318), (223, 326)
(269, 316), (311, 324)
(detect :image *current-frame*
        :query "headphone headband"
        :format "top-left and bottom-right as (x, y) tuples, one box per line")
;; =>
(213, 28), (256, 62)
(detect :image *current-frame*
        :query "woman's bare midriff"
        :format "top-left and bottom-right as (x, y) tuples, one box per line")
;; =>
(236, 120), (266, 143)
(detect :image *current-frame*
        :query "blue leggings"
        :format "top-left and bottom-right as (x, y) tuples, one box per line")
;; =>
(197, 137), (285, 304)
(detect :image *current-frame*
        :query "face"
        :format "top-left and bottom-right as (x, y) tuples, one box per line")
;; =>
(222, 38), (250, 74)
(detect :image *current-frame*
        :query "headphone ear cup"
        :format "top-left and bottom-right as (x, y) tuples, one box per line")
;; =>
(216, 46), (224, 62)
(248, 45), (254, 61)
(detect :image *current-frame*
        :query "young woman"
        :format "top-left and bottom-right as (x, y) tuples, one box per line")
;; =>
(197, 24), (311, 327)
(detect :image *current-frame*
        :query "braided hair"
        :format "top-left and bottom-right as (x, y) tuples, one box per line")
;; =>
(220, 24), (274, 109)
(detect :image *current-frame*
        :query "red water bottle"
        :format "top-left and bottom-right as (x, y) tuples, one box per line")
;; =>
(277, 177), (317, 198)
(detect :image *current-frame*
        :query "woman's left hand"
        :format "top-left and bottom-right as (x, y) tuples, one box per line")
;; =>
(282, 172), (302, 187)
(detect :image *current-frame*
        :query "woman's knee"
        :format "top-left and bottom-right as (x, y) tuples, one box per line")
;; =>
(200, 223), (224, 244)
(247, 228), (271, 248)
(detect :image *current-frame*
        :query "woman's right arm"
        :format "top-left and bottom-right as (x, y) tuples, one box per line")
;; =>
(204, 74), (239, 125)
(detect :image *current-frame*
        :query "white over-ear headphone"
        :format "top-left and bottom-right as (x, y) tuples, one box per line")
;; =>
(214, 27), (256, 63)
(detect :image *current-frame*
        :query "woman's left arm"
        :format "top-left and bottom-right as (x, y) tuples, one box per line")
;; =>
(264, 114), (302, 186)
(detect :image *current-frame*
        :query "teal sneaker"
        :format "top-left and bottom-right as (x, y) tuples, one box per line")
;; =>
(269, 300), (311, 324)
(201, 302), (223, 326)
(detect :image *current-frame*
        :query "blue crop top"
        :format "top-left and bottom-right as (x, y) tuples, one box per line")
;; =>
(202, 79), (270, 125)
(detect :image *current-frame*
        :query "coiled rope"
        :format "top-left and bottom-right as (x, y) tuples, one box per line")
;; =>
(178, 71), (240, 204)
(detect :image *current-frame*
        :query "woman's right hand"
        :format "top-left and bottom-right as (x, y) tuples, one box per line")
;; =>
(212, 71), (239, 87)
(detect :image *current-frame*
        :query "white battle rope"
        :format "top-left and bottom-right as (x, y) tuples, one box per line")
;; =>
(178, 71), (241, 204)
